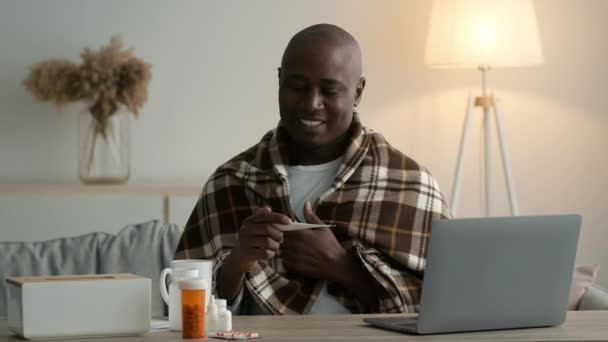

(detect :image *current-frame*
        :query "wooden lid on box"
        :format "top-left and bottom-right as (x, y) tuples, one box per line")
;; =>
(6, 274), (143, 288)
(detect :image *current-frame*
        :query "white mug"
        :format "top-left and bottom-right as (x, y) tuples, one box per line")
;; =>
(160, 259), (213, 331)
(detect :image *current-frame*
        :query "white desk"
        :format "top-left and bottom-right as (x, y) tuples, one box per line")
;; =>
(2, 311), (608, 341)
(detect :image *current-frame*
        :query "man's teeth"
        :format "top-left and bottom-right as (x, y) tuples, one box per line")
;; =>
(299, 119), (323, 127)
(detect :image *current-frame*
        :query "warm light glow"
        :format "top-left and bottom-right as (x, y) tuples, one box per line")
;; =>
(425, 0), (544, 68)
(473, 21), (495, 51)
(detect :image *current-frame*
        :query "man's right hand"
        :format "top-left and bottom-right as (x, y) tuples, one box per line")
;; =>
(229, 207), (290, 273)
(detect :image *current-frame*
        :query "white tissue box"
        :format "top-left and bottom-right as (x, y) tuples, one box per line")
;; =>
(6, 274), (150, 340)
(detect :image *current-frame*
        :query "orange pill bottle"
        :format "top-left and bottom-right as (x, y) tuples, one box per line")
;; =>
(179, 278), (207, 339)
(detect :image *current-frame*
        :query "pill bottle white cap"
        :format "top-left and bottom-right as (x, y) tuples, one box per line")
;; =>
(179, 278), (208, 290)
(173, 268), (199, 279)
(208, 295), (217, 311)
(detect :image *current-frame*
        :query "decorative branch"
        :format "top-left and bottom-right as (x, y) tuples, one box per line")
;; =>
(23, 36), (152, 138)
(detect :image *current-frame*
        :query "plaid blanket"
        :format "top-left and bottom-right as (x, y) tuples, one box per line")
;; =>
(175, 114), (451, 314)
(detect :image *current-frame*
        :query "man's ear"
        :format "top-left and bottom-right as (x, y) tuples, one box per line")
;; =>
(277, 67), (282, 83)
(354, 77), (366, 107)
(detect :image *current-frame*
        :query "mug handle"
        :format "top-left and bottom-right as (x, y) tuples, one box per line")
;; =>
(160, 267), (173, 305)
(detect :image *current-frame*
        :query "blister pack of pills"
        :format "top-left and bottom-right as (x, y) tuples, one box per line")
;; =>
(213, 331), (260, 340)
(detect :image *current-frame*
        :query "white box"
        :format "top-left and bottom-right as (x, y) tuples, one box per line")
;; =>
(6, 274), (151, 340)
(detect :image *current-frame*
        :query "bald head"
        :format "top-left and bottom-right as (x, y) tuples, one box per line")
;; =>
(277, 24), (366, 160)
(281, 24), (362, 78)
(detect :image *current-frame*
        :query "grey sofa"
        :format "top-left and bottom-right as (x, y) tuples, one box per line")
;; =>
(1, 220), (607, 318)
(0, 220), (181, 317)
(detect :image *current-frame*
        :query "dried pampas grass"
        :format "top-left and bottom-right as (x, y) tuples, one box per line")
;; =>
(22, 59), (79, 108)
(23, 36), (152, 136)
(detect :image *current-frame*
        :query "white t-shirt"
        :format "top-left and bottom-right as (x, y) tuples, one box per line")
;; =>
(287, 157), (351, 314)
(286, 157), (342, 222)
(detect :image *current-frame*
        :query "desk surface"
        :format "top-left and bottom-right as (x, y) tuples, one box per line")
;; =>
(2, 311), (608, 342)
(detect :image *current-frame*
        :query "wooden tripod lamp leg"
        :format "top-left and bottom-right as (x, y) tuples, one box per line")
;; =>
(483, 100), (493, 217)
(450, 93), (475, 217)
(492, 97), (520, 216)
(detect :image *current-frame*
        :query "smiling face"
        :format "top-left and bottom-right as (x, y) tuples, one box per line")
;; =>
(278, 31), (365, 153)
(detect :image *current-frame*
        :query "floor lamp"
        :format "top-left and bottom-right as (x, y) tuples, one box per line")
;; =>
(425, 0), (544, 217)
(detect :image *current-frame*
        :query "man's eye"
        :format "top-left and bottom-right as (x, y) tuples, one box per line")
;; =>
(322, 88), (339, 96)
(286, 84), (307, 91)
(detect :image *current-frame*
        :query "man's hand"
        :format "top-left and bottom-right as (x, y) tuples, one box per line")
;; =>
(217, 207), (290, 301)
(281, 202), (349, 282)
(282, 202), (384, 311)
(230, 207), (290, 273)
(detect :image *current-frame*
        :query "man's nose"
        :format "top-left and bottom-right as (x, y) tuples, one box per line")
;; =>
(302, 89), (324, 111)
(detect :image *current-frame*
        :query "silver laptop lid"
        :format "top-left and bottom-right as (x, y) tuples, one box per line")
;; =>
(417, 215), (581, 334)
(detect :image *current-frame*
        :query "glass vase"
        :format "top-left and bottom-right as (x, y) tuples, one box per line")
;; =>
(79, 109), (130, 184)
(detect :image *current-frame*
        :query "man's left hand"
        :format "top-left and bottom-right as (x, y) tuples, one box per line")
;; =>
(281, 202), (348, 282)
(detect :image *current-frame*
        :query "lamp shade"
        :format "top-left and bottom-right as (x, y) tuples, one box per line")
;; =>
(424, 0), (544, 68)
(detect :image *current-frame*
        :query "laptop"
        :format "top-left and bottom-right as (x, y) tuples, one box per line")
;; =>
(364, 214), (581, 334)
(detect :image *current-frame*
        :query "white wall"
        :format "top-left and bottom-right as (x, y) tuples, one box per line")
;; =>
(1, 0), (607, 285)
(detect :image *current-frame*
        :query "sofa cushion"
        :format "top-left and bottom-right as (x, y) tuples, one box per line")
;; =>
(568, 264), (600, 310)
(578, 285), (608, 310)
(0, 220), (182, 318)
